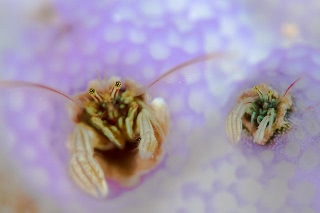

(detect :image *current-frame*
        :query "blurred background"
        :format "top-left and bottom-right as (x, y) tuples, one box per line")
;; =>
(1, 0), (320, 212)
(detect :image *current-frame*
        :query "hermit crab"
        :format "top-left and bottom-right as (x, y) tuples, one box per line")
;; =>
(225, 78), (300, 145)
(0, 53), (223, 198)
(66, 77), (169, 198)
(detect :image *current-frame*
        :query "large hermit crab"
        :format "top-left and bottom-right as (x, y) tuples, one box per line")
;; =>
(67, 77), (169, 198)
(225, 79), (300, 145)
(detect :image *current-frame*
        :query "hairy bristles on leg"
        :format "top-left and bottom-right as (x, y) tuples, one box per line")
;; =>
(69, 153), (108, 198)
(69, 123), (94, 155)
(0, 80), (80, 107)
(68, 123), (113, 198)
(134, 52), (229, 96)
(137, 100), (165, 140)
(225, 97), (255, 144)
(137, 109), (158, 159)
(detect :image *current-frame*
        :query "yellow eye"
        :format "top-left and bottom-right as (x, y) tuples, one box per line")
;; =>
(88, 88), (96, 95)
(115, 81), (122, 88)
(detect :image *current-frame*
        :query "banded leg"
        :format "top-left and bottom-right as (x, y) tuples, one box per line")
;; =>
(91, 117), (125, 149)
(225, 97), (255, 144)
(136, 109), (158, 159)
(70, 153), (108, 198)
(68, 123), (110, 198)
(253, 116), (270, 144)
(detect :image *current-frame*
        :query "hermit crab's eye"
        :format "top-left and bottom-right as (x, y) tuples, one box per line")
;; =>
(253, 86), (263, 99)
(88, 87), (103, 103)
(88, 88), (96, 95)
(115, 81), (121, 88)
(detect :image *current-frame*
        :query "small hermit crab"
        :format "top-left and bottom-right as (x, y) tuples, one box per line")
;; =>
(225, 79), (300, 145)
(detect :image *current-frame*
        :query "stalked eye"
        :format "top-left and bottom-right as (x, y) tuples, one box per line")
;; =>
(88, 88), (96, 95)
(115, 81), (121, 88)
(88, 87), (103, 103)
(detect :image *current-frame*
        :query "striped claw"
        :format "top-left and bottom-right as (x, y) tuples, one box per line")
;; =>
(225, 97), (255, 144)
(69, 153), (108, 198)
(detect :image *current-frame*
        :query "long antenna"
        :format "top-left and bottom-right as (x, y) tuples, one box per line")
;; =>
(134, 52), (228, 96)
(281, 77), (301, 99)
(0, 80), (79, 106)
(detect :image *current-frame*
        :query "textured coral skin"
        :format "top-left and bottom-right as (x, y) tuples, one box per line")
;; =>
(1, 1), (320, 213)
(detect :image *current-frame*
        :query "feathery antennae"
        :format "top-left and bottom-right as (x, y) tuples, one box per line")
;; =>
(0, 80), (80, 106)
(134, 52), (228, 96)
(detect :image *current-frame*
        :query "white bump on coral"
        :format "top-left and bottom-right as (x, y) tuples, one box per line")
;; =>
(260, 179), (288, 210)
(128, 29), (146, 44)
(215, 162), (237, 186)
(240, 158), (263, 179)
(236, 178), (263, 203)
(22, 145), (37, 161)
(181, 197), (206, 213)
(212, 192), (238, 212)
(284, 138), (301, 158)
(188, 88), (208, 113)
(28, 167), (50, 187)
(188, 2), (212, 21)
(103, 26), (123, 42)
(122, 49), (141, 65)
(139, 1), (164, 17)
(81, 40), (98, 56)
(148, 41), (170, 60)
(105, 50), (120, 65)
(165, 152), (187, 173)
(165, 0), (187, 12)
(7, 90), (26, 111)
(298, 149), (319, 170)
(259, 150), (274, 163)
(274, 161), (296, 180)
(291, 182), (316, 205)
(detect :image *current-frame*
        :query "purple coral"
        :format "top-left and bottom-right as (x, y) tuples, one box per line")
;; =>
(1, 0), (320, 212)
